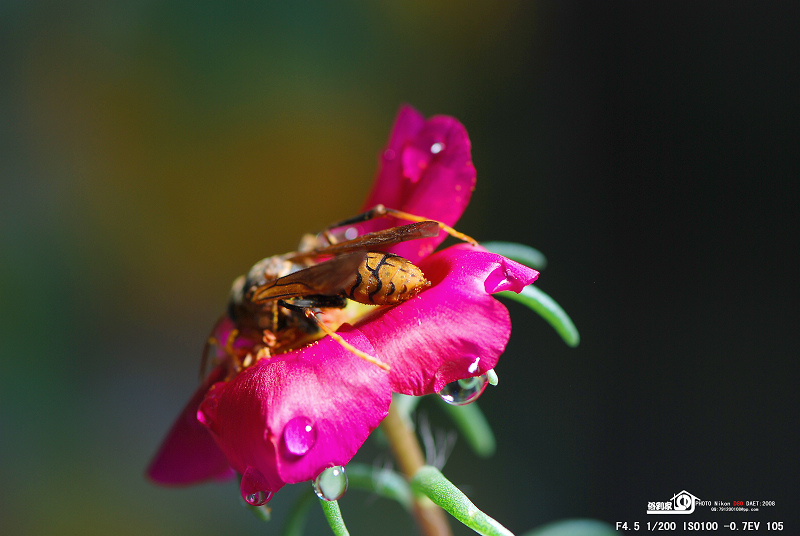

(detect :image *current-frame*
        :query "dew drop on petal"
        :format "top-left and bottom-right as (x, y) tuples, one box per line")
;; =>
(240, 466), (273, 506)
(196, 406), (212, 427)
(486, 368), (499, 386)
(196, 386), (222, 433)
(383, 148), (396, 160)
(282, 416), (317, 457)
(313, 465), (348, 501)
(344, 227), (358, 240)
(430, 141), (445, 154)
(438, 374), (489, 405)
(245, 491), (270, 506)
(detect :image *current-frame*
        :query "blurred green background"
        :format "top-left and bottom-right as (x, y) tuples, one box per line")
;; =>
(2, 2), (797, 535)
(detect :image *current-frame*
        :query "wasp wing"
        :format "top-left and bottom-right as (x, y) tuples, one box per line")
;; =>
(248, 251), (367, 303)
(289, 221), (439, 262)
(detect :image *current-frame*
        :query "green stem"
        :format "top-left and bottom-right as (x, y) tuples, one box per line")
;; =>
(319, 499), (350, 536)
(411, 466), (514, 536)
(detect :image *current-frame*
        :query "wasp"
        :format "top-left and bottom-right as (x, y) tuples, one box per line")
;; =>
(205, 205), (476, 376)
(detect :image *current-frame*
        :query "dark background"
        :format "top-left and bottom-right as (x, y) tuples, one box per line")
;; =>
(1, 2), (797, 535)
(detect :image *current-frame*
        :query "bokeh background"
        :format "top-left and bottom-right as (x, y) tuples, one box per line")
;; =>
(2, 2), (797, 535)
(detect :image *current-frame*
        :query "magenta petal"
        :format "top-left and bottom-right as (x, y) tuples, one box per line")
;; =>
(148, 105), (538, 503)
(357, 244), (539, 395)
(146, 364), (235, 485)
(359, 105), (477, 262)
(197, 327), (391, 495)
(361, 105), (427, 213)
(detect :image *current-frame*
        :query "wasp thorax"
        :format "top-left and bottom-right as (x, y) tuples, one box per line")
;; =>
(347, 252), (429, 306)
(245, 255), (296, 290)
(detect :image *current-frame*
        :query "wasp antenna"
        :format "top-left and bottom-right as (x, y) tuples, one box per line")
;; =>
(434, 221), (478, 246)
(303, 309), (390, 371)
(383, 208), (478, 246)
(324, 205), (477, 246)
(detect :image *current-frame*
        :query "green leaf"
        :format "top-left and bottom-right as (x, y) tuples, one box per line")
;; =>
(345, 463), (413, 511)
(521, 519), (620, 536)
(281, 491), (315, 536)
(437, 399), (496, 457)
(411, 466), (514, 536)
(497, 286), (580, 347)
(482, 241), (548, 270)
(319, 499), (350, 536)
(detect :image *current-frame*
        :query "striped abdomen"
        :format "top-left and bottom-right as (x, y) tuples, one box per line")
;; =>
(346, 252), (429, 305)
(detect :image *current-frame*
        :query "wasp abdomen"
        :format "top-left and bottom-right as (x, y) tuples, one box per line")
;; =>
(348, 252), (429, 305)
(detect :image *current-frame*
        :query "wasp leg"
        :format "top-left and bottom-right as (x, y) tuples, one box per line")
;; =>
(200, 336), (218, 381)
(321, 228), (338, 246)
(278, 299), (390, 372)
(200, 327), (241, 381)
(327, 204), (478, 246)
(281, 295), (348, 334)
(305, 309), (390, 372)
(287, 295), (349, 309)
(271, 300), (279, 334)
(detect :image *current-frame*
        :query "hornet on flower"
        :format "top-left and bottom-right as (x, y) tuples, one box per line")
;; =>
(148, 105), (539, 507)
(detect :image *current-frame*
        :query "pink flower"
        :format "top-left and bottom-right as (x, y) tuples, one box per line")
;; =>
(358, 105), (477, 262)
(147, 105), (538, 504)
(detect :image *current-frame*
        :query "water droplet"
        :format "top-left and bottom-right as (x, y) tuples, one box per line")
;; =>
(383, 148), (396, 160)
(438, 374), (489, 405)
(196, 406), (212, 427)
(344, 227), (358, 240)
(313, 465), (348, 501)
(467, 356), (480, 374)
(241, 466), (273, 506)
(282, 416), (317, 457)
(486, 368), (499, 386)
(245, 491), (269, 506)
(196, 386), (222, 433)
(430, 141), (445, 154)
